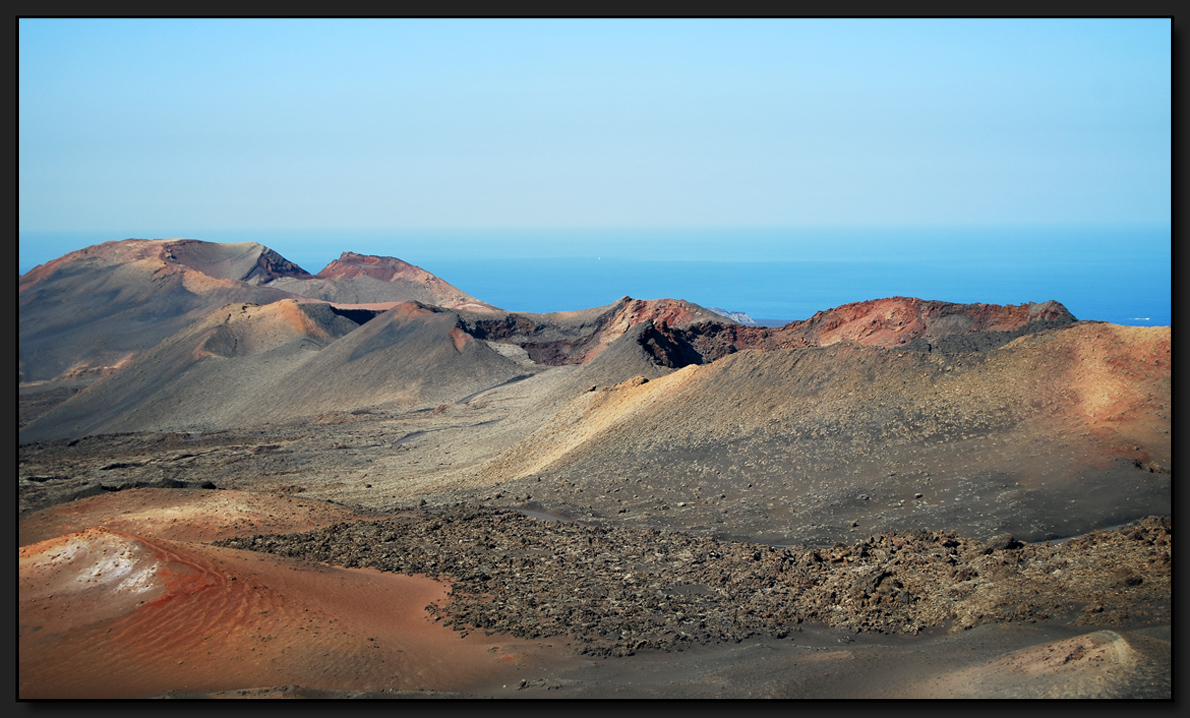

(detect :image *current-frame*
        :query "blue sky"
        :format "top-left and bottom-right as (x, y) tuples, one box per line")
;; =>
(19, 18), (1171, 277)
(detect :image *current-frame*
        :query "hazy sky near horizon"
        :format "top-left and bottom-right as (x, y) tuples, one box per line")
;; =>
(19, 18), (1170, 270)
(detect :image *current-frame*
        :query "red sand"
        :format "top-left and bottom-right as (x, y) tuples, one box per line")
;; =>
(19, 490), (565, 699)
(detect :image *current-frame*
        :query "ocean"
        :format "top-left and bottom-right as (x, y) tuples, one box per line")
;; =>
(424, 256), (1170, 327)
(19, 226), (1171, 326)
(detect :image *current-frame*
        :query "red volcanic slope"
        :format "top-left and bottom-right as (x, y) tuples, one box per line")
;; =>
(798, 296), (1075, 348)
(316, 252), (433, 282)
(19, 527), (544, 698)
(572, 297), (730, 364)
(459, 296), (730, 366)
(639, 296), (1077, 366)
(308, 252), (498, 311)
(613, 297), (716, 330)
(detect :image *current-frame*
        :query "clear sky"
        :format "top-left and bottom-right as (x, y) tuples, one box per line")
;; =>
(19, 18), (1171, 276)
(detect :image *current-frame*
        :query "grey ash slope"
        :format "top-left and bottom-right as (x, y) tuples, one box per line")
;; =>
(18, 239), (309, 384)
(19, 300), (359, 442)
(18, 238), (502, 389)
(447, 320), (1171, 546)
(18, 300), (530, 444)
(240, 301), (530, 422)
(17, 238), (733, 445)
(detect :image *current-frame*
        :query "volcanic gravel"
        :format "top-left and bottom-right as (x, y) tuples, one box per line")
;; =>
(217, 508), (1171, 658)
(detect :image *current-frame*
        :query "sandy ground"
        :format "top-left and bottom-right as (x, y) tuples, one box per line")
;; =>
(18, 491), (576, 700)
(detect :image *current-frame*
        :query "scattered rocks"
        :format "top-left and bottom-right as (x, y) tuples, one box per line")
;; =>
(985, 534), (1020, 551)
(218, 509), (1171, 658)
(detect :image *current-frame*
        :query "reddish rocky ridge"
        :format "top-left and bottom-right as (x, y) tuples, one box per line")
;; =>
(299, 252), (498, 312)
(796, 297), (1075, 347)
(460, 296), (728, 366)
(637, 297), (1077, 368)
(316, 252), (440, 283)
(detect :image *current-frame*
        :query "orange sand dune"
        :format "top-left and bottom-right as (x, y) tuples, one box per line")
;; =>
(19, 527), (545, 699)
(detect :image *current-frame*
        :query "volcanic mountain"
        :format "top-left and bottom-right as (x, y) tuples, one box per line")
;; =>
(16, 238), (1114, 452)
(18, 240), (739, 443)
(458, 295), (732, 366)
(624, 295), (1078, 368)
(18, 299), (531, 443)
(264, 251), (498, 311)
(18, 239), (499, 390)
(18, 239), (310, 385)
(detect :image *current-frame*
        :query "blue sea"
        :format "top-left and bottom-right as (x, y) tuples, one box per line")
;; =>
(19, 226), (1171, 326)
(423, 255), (1170, 327)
